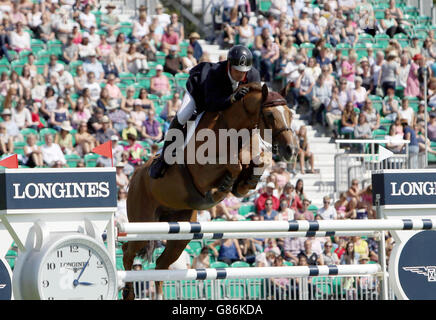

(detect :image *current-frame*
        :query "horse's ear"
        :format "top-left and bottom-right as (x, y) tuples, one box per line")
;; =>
(262, 83), (268, 102)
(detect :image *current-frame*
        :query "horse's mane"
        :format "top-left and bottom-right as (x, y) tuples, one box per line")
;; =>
(241, 82), (263, 93)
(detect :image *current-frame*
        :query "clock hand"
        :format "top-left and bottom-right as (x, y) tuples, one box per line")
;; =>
(77, 281), (95, 286)
(73, 255), (92, 287)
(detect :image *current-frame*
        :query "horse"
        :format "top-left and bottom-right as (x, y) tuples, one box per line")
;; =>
(122, 83), (298, 300)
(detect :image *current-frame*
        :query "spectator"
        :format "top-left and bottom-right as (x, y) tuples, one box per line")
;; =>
(161, 92), (181, 120)
(341, 241), (359, 264)
(97, 113), (118, 144)
(104, 74), (122, 101)
(23, 133), (43, 167)
(317, 196), (337, 220)
(75, 120), (96, 156)
(126, 43), (149, 74)
(380, 10), (406, 38)
(188, 32), (203, 61)
(132, 12), (149, 43)
(55, 121), (74, 155)
(137, 88), (155, 112)
(181, 46), (197, 73)
(115, 188), (128, 224)
(255, 182), (280, 212)
(1, 108), (21, 142)
(341, 101), (358, 136)
(428, 113), (436, 142)
(260, 197), (279, 221)
(401, 118), (419, 169)
(311, 74), (330, 125)
(293, 125), (315, 174)
(295, 178), (307, 201)
(12, 98), (31, 130)
(150, 64), (171, 97)
(141, 109), (162, 145)
(164, 45), (183, 76)
(299, 239), (323, 265)
(398, 98), (415, 127)
(161, 24), (179, 54)
(385, 123), (406, 154)
(49, 97), (70, 132)
(116, 161), (129, 191)
(209, 239), (245, 265)
(321, 240), (340, 265)
(121, 118), (140, 141)
(83, 55), (105, 82)
(130, 100), (148, 130)
(325, 86), (344, 138)
(280, 182), (303, 212)
(0, 122), (13, 155)
(278, 198), (295, 221)
(294, 198), (315, 221)
(124, 133), (145, 166)
(192, 247), (210, 269)
(41, 133), (67, 167)
(10, 22), (30, 52)
(292, 64), (314, 111)
(382, 88), (400, 122)
(237, 15), (254, 47)
(405, 54), (422, 98)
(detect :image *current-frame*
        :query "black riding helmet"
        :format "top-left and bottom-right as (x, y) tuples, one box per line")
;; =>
(227, 45), (253, 72)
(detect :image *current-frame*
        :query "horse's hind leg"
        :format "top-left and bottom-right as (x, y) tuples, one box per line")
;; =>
(122, 240), (150, 300)
(154, 209), (197, 299)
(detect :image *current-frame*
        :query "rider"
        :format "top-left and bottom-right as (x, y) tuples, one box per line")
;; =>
(149, 45), (261, 179)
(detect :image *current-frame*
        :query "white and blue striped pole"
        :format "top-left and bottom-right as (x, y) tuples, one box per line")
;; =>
(117, 218), (436, 235)
(118, 264), (382, 283)
(118, 230), (380, 241)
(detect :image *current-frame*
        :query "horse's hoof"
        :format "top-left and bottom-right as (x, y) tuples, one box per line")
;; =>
(122, 287), (135, 300)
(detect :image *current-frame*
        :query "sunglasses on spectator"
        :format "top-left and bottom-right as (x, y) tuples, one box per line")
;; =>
(266, 202), (273, 205)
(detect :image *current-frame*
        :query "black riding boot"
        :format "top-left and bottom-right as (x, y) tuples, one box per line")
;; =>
(149, 115), (184, 179)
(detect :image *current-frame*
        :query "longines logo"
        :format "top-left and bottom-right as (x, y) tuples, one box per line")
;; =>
(12, 182), (111, 199)
(390, 182), (436, 196)
(403, 266), (436, 282)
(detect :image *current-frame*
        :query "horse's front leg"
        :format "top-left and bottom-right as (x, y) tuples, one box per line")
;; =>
(232, 150), (273, 197)
(206, 163), (242, 203)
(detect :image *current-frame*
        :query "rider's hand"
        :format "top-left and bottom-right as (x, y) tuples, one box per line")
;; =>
(230, 87), (249, 103)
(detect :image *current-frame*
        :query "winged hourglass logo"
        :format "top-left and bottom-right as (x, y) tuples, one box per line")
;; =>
(239, 55), (247, 67)
(403, 266), (436, 282)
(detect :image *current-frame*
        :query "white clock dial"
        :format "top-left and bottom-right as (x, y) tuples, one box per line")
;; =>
(38, 238), (116, 300)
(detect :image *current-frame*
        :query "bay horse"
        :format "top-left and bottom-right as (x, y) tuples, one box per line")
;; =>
(122, 83), (298, 299)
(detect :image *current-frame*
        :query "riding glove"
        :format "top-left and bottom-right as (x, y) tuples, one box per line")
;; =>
(230, 87), (249, 103)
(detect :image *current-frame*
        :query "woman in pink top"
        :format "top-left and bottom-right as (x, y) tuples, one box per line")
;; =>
(150, 66), (171, 96)
(405, 54), (422, 98)
(96, 34), (112, 64)
(341, 51), (357, 87)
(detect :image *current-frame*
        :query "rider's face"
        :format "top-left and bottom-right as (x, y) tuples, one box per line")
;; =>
(230, 67), (247, 82)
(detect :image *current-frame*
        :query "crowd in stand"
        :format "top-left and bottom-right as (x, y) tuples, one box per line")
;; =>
(0, 0), (411, 291)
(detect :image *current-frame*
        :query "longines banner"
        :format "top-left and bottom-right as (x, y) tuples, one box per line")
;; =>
(372, 170), (436, 206)
(0, 169), (117, 210)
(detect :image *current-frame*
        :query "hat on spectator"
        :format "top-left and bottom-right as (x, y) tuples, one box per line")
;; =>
(298, 64), (306, 71)
(413, 54), (423, 61)
(266, 182), (275, 189)
(268, 247), (281, 257)
(156, 64), (163, 71)
(278, 162), (287, 169)
(101, 115), (110, 123)
(359, 254), (370, 262)
(116, 161), (126, 168)
(360, 57), (368, 63)
(55, 64), (64, 72)
(170, 45), (178, 52)
(111, 135), (119, 141)
(155, 3), (163, 9)
(132, 257), (142, 266)
(301, 7), (309, 13)
(420, 100), (426, 105)
(313, 7), (320, 14)
(134, 99), (142, 106)
(1, 109), (11, 116)
(60, 121), (72, 132)
(189, 32), (200, 39)
(105, 3), (116, 9)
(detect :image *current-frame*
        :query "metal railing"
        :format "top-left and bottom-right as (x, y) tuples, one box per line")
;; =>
(334, 139), (410, 194)
(132, 275), (395, 300)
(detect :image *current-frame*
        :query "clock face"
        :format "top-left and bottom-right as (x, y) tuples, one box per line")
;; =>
(39, 238), (116, 300)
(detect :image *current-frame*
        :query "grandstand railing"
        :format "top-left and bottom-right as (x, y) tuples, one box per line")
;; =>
(132, 275), (395, 300)
(334, 139), (410, 194)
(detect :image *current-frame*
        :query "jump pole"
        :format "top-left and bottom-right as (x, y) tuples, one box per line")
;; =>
(117, 218), (436, 235)
(118, 264), (381, 283)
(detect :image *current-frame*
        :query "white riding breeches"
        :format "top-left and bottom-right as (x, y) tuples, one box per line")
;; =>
(177, 90), (197, 125)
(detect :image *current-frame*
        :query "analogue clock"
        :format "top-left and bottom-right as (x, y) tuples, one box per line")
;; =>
(14, 233), (118, 300)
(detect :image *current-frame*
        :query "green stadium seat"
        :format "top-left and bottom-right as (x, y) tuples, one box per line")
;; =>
(230, 261), (250, 268)
(211, 261), (229, 268)
(84, 153), (99, 167)
(65, 154), (82, 168)
(39, 128), (57, 141)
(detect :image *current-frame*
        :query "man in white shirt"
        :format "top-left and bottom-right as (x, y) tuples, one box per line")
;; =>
(154, 3), (170, 30)
(55, 64), (74, 96)
(168, 249), (191, 270)
(84, 71), (102, 102)
(317, 196), (338, 220)
(42, 133), (66, 167)
(83, 55), (105, 81)
(10, 22), (30, 51)
(79, 4), (97, 31)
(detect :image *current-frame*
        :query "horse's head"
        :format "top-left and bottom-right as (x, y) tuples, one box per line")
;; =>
(260, 91), (299, 162)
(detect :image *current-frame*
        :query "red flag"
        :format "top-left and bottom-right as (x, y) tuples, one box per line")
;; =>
(0, 154), (18, 168)
(92, 141), (113, 167)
